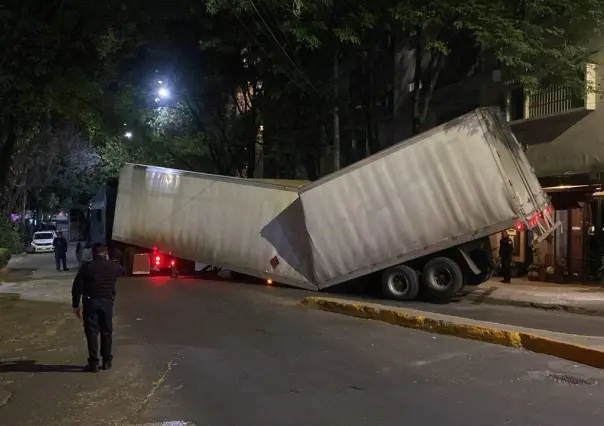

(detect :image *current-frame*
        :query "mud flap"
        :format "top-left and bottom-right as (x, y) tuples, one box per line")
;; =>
(457, 247), (481, 275)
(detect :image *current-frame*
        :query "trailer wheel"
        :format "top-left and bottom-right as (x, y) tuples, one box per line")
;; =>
(381, 265), (420, 301)
(422, 257), (464, 300)
(466, 264), (494, 286)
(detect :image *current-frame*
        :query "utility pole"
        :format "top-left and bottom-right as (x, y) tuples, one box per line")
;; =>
(333, 52), (340, 171)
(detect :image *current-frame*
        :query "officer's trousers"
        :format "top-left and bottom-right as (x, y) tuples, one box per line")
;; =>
(501, 255), (512, 283)
(83, 298), (114, 364)
(55, 252), (67, 270)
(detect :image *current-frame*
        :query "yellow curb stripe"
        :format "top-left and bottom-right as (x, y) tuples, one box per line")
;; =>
(300, 297), (604, 369)
(519, 333), (604, 369)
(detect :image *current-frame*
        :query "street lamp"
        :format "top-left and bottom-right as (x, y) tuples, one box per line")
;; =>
(157, 87), (170, 99)
(124, 131), (133, 139)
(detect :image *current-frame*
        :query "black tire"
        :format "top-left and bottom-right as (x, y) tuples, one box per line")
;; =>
(422, 257), (464, 301)
(381, 265), (420, 301)
(465, 264), (494, 286)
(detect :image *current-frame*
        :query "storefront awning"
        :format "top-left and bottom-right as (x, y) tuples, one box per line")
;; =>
(511, 108), (591, 145)
(515, 110), (604, 178)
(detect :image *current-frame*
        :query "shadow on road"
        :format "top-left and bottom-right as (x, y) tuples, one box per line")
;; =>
(0, 360), (84, 373)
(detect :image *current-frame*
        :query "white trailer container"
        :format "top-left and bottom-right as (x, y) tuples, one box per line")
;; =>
(106, 107), (558, 301)
(293, 107), (557, 292)
(112, 165), (315, 289)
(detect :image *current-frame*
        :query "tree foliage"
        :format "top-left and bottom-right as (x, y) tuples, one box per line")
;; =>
(0, 0), (146, 212)
(2, 0), (604, 210)
(0, 216), (21, 254)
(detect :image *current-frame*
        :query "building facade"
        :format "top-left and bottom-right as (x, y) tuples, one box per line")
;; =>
(505, 51), (602, 281)
(386, 39), (604, 282)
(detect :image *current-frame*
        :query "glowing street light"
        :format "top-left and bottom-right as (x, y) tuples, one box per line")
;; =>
(124, 131), (133, 139)
(157, 87), (170, 99)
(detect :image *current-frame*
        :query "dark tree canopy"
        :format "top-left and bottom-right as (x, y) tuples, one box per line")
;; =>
(1, 0), (603, 213)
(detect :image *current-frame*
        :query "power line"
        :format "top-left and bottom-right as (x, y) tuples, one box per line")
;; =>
(247, 0), (321, 94)
(232, 10), (312, 94)
(257, 0), (295, 52)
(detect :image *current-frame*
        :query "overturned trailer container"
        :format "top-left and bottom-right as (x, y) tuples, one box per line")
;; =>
(108, 107), (558, 301)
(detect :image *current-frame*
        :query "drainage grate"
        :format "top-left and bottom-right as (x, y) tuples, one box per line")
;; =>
(543, 372), (597, 386)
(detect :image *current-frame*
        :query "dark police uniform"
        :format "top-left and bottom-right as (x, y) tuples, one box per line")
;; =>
(499, 234), (514, 283)
(72, 256), (124, 371)
(53, 234), (69, 271)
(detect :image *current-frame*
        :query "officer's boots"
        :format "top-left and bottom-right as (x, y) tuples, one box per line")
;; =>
(84, 362), (100, 373)
(102, 360), (112, 371)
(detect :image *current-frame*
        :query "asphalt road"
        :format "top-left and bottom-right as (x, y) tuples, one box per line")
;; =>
(2, 265), (604, 425)
(8, 249), (604, 337)
(7, 243), (79, 274)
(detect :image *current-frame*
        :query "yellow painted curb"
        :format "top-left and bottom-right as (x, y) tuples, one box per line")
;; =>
(300, 297), (604, 369)
(519, 334), (604, 369)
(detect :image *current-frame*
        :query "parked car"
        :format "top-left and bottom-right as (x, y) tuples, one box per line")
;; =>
(30, 231), (56, 253)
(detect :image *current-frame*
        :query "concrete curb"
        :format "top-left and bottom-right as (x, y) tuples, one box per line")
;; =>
(464, 294), (604, 317)
(300, 296), (604, 369)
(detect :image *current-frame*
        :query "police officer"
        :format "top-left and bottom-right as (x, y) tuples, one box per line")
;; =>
(71, 243), (124, 372)
(499, 230), (514, 284)
(53, 231), (69, 271)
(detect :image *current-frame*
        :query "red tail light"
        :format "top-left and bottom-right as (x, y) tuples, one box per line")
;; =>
(155, 255), (161, 265)
(170, 260), (175, 266)
(515, 221), (524, 231)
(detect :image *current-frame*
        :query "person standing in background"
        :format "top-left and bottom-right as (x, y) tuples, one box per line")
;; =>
(499, 230), (514, 284)
(53, 231), (69, 271)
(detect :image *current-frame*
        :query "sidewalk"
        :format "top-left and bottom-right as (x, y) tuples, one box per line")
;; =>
(0, 294), (170, 425)
(0, 251), (77, 303)
(464, 278), (604, 316)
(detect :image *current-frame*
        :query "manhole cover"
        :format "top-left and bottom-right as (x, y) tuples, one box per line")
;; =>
(543, 372), (597, 386)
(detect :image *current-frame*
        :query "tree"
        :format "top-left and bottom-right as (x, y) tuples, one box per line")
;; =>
(391, 0), (604, 133)
(0, 0), (145, 208)
(0, 216), (21, 253)
(205, 0), (604, 139)
(6, 0), (604, 210)
(5, 122), (80, 215)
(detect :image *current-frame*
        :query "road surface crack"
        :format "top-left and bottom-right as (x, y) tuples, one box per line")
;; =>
(0, 388), (12, 410)
(135, 359), (175, 415)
